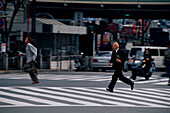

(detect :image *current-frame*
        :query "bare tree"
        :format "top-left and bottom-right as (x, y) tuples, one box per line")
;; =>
(3, 0), (25, 50)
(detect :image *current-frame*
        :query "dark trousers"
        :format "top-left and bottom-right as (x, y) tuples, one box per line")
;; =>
(108, 68), (133, 90)
(29, 70), (39, 82)
(28, 62), (39, 82)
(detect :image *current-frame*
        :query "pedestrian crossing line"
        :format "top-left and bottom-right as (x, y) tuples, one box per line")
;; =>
(1, 87), (102, 106)
(134, 78), (168, 84)
(45, 75), (110, 81)
(71, 87), (168, 108)
(154, 81), (169, 85)
(122, 88), (170, 97)
(0, 87), (169, 108)
(44, 87), (135, 107)
(23, 87), (134, 107)
(0, 97), (34, 107)
(114, 89), (170, 106)
(0, 90), (69, 106)
(141, 88), (170, 94)
(164, 89), (170, 91)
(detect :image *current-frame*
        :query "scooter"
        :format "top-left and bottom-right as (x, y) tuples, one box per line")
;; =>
(130, 51), (155, 80)
(74, 52), (86, 71)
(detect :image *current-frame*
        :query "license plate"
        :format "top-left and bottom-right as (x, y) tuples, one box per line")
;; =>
(99, 60), (108, 62)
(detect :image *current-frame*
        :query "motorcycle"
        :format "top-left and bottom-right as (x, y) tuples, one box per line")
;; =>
(130, 50), (155, 80)
(74, 52), (86, 71)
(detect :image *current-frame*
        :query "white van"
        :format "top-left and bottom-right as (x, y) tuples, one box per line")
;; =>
(128, 46), (168, 68)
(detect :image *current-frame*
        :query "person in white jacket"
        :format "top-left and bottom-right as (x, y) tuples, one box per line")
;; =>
(19, 37), (39, 84)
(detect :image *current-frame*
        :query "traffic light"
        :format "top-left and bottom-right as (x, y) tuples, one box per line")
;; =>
(88, 25), (94, 34)
(100, 20), (106, 33)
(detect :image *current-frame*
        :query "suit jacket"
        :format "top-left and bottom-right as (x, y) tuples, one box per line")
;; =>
(109, 49), (125, 69)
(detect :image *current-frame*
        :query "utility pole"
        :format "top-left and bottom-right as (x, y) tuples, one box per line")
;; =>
(32, 0), (36, 39)
(142, 19), (144, 46)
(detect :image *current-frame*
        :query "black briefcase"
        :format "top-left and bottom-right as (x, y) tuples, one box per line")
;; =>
(23, 61), (35, 72)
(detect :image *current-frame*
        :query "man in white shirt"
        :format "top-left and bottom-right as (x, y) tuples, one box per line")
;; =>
(19, 37), (39, 84)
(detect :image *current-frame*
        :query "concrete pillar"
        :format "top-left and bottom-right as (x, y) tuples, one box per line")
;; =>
(38, 54), (42, 69)
(54, 34), (57, 56)
(88, 56), (93, 70)
(47, 54), (52, 69)
(17, 56), (23, 70)
(84, 56), (89, 69)
(3, 53), (8, 70)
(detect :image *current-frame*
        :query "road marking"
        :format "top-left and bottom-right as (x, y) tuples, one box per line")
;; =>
(72, 87), (167, 107)
(0, 97), (34, 106)
(46, 87), (135, 106)
(0, 87), (102, 106)
(115, 89), (170, 105)
(0, 89), (69, 106)
(0, 87), (169, 108)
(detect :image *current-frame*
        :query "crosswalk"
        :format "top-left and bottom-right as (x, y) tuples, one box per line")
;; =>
(0, 87), (169, 108)
(0, 73), (169, 85)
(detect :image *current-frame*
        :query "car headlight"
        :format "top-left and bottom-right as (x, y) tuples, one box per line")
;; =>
(134, 60), (141, 64)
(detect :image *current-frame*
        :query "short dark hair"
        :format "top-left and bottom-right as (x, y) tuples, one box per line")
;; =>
(27, 37), (32, 42)
(27, 37), (36, 46)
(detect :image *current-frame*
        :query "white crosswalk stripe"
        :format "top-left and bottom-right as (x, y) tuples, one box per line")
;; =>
(0, 87), (169, 108)
(0, 73), (169, 85)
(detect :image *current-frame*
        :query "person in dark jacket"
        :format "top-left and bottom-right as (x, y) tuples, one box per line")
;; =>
(143, 48), (152, 73)
(164, 42), (170, 86)
(106, 42), (134, 92)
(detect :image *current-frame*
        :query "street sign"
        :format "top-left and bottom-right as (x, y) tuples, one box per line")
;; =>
(2, 43), (6, 52)
(0, 0), (4, 10)
(0, 17), (4, 29)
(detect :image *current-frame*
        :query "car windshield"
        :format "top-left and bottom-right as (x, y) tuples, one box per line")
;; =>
(97, 52), (112, 57)
(135, 50), (143, 58)
(130, 48), (142, 57)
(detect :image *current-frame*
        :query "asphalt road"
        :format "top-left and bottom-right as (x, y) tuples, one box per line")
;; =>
(0, 71), (169, 113)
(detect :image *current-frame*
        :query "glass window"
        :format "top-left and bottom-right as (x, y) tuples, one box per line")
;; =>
(130, 48), (142, 57)
(160, 49), (167, 56)
(97, 52), (112, 57)
(149, 49), (158, 56)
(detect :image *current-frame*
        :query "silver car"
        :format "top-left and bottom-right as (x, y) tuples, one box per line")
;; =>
(92, 51), (113, 71)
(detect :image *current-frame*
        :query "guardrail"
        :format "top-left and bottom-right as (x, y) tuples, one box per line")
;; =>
(0, 57), (2, 69)
(51, 55), (81, 70)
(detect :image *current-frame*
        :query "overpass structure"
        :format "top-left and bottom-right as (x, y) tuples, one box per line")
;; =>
(31, 0), (170, 19)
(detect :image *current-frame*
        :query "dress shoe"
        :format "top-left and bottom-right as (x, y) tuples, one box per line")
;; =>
(131, 82), (134, 90)
(32, 81), (39, 84)
(106, 88), (113, 93)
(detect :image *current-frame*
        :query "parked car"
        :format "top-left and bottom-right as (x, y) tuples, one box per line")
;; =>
(92, 51), (112, 72)
(92, 51), (128, 72)
(166, 20), (170, 28)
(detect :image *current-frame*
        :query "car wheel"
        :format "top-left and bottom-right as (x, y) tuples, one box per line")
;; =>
(124, 66), (128, 72)
(145, 72), (152, 80)
(145, 76), (150, 80)
(102, 69), (106, 72)
(93, 68), (99, 72)
(130, 75), (136, 80)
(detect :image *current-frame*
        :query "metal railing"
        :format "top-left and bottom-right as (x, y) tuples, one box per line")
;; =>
(0, 57), (2, 69)
(51, 55), (82, 70)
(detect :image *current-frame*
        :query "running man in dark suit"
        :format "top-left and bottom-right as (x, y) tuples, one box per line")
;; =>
(106, 42), (134, 92)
